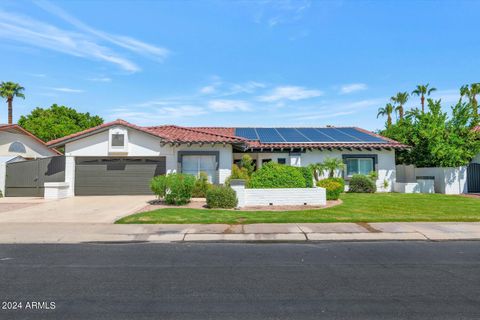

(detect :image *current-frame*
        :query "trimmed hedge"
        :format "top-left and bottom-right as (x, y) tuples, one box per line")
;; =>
(248, 162), (307, 188)
(317, 178), (344, 200)
(348, 174), (377, 193)
(150, 173), (196, 205)
(299, 166), (314, 188)
(206, 186), (238, 208)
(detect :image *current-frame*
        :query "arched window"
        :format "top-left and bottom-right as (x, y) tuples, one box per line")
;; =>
(8, 141), (27, 153)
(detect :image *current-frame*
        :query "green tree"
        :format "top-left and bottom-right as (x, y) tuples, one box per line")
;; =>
(412, 84), (436, 113)
(0, 81), (25, 124)
(460, 83), (480, 124)
(18, 104), (103, 142)
(381, 99), (480, 167)
(377, 103), (394, 127)
(391, 92), (409, 120)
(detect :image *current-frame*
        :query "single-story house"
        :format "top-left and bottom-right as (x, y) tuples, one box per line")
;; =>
(46, 119), (407, 197)
(0, 124), (60, 195)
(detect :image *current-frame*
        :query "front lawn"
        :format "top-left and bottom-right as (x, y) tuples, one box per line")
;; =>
(116, 193), (480, 224)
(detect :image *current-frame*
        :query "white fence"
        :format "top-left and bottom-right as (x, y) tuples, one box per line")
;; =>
(230, 180), (326, 208)
(396, 165), (468, 194)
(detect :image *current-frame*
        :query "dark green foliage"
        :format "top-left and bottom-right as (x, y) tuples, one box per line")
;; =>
(317, 179), (343, 200)
(150, 173), (195, 205)
(299, 166), (314, 187)
(206, 186), (238, 208)
(18, 104), (103, 142)
(348, 175), (376, 193)
(192, 172), (212, 198)
(248, 162), (307, 188)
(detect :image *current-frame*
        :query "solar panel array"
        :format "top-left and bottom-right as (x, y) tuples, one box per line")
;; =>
(234, 127), (387, 144)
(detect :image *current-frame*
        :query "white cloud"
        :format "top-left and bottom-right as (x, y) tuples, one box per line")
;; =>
(50, 87), (84, 93)
(340, 83), (368, 94)
(227, 81), (266, 95)
(200, 85), (216, 94)
(0, 1), (169, 72)
(253, 0), (311, 28)
(109, 105), (207, 125)
(208, 99), (251, 112)
(295, 111), (356, 121)
(258, 86), (323, 102)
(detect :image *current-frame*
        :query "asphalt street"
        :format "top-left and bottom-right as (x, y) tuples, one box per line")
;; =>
(0, 241), (479, 319)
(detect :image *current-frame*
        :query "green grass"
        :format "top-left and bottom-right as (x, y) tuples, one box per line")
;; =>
(116, 193), (480, 224)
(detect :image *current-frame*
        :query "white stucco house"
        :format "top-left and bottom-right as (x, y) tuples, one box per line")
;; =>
(45, 119), (407, 197)
(0, 124), (59, 195)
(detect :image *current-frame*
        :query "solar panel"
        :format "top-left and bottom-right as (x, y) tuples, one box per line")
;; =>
(315, 128), (362, 142)
(255, 128), (285, 143)
(335, 128), (386, 143)
(296, 128), (335, 142)
(276, 128), (311, 142)
(235, 128), (258, 140)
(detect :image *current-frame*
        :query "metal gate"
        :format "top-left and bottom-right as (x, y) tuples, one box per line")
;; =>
(467, 163), (480, 193)
(5, 156), (65, 197)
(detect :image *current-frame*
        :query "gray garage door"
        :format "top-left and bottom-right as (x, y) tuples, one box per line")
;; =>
(467, 163), (480, 193)
(75, 157), (166, 195)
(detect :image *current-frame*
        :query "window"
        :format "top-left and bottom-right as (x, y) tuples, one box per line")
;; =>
(182, 155), (217, 183)
(8, 141), (26, 153)
(111, 134), (125, 147)
(345, 158), (374, 176)
(277, 158), (286, 165)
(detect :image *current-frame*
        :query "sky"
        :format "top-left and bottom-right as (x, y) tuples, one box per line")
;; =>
(0, 0), (478, 131)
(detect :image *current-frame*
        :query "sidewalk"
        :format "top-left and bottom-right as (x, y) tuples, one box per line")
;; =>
(0, 222), (480, 243)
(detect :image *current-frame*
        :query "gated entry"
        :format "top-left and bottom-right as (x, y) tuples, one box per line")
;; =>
(5, 156), (65, 197)
(467, 163), (480, 193)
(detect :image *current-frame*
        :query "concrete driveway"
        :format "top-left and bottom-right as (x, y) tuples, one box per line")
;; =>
(0, 196), (152, 223)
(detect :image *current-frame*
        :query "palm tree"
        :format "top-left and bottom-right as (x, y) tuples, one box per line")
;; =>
(377, 103), (394, 127)
(460, 83), (480, 123)
(308, 163), (322, 182)
(412, 84), (436, 113)
(319, 158), (346, 178)
(0, 82), (25, 124)
(391, 92), (409, 120)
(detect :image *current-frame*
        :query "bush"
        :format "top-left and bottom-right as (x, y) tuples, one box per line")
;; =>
(249, 162), (307, 188)
(192, 172), (212, 197)
(150, 173), (196, 205)
(206, 186), (238, 208)
(317, 179), (343, 200)
(299, 166), (314, 188)
(329, 177), (345, 190)
(225, 164), (250, 186)
(348, 174), (376, 193)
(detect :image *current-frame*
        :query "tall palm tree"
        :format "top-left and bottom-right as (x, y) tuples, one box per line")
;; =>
(0, 82), (25, 124)
(377, 103), (394, 127)
(460, 83), (480, 123)
(412, 84), (436, 113)
(391, 92), (409, 120)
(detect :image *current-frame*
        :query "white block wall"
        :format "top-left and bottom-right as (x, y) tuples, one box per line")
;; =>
(44, 182), (70, 200)
(393, 180), (434, 193)
(231, 184), (326, 207)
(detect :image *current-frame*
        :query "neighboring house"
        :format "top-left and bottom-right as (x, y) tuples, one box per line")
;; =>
(46, 119), (407, 197)
(0, 124), (59, 195)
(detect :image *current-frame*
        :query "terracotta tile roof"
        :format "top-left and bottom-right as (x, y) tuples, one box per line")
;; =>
(45, 119), (407, 150)
(474, 126), (480, 132)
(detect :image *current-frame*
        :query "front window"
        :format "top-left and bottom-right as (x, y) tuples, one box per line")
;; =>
(182, 155), (217, 183)
(345, 158), (374, 177)
(277, 158), (286, 165)
(111, 134), (125, 147)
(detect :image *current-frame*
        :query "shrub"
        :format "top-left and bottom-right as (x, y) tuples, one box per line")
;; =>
(150, 173), (196, 205)
(329, 177), (345, 191)
(206, 186), (238, 208)
(317, 178), (343, 200)
(192, 172), (212, 197)
(348, 174), (376, 193)
(239, 154), (255, 176)
(299, 166), (314, 188)
(248, 162), (306, 188)
(225, 164), (250, 186)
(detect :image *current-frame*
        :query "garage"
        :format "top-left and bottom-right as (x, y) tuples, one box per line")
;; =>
(75, 157), (166, 195)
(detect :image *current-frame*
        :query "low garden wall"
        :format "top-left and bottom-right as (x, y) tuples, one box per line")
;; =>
(393, 179), (435, 194)
(230, 180), (326, 208)
(396, 165), (467, 194)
